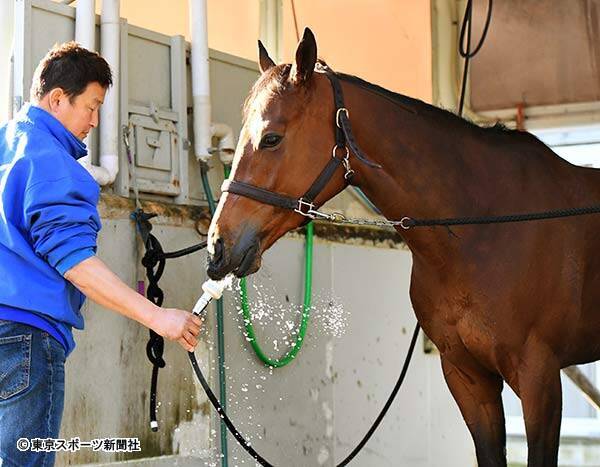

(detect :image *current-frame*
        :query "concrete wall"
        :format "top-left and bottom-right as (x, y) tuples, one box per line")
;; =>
(218, 235), (474, 467)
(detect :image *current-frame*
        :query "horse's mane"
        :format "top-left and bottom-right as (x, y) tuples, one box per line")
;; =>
(332, 67), (516, 137)
(246, 59), (523, 139)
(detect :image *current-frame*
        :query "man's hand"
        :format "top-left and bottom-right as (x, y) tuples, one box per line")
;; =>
(65, 256), (205, 352)
(151, 308), (203, 352)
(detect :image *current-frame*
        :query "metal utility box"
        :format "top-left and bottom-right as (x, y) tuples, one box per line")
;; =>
(118, 26), (189, 201)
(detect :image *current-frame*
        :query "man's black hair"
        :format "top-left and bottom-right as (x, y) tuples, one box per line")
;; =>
(30, 41), (112, 102)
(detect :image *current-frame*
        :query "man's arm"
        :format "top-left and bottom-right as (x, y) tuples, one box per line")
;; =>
(64, 256), (201, 352)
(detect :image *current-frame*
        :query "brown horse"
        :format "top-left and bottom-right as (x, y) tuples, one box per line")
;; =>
(207, 28), (600, 467)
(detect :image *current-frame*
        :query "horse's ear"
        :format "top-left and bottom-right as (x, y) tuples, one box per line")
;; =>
(258, 40), (275, 73)
(292, 27), (317, 84)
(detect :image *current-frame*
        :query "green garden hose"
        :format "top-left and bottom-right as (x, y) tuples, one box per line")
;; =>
(240, 221), (313, 367)
(224, 165), (313, 368)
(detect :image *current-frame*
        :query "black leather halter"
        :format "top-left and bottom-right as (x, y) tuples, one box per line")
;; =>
(221, 67), (381, 219)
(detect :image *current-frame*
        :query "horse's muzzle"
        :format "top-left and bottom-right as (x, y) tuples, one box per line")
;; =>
(207, 233), (261, 280)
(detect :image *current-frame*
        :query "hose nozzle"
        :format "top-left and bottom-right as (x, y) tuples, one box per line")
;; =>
(192, 276), (233, 316)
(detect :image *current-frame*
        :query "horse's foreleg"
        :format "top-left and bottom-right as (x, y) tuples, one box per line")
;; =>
(441, 357), (507, 467)
(518, 350), (562, 467)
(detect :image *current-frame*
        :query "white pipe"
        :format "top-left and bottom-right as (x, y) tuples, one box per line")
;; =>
(76, 0), (95, 72)
(0, 0), (14, 122)
(98, 0), (120, 185)
(260, 0), (280, 62)
(211, 122), (235, 165)
(189, 0), (212, 162)
(75, 0), (100, 179)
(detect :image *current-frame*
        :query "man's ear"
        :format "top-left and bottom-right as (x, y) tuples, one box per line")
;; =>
(292, 27), (317, 84)
(258, 40), (276, 73)
(46, 88), (66, 113)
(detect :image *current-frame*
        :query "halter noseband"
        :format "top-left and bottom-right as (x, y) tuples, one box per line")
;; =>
(221, 67), (380, 220)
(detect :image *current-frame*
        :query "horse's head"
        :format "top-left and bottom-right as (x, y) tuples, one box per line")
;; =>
(207, 28), (349, 279)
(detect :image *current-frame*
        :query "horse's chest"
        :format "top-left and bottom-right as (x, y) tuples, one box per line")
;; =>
(413, 288), (502, 372)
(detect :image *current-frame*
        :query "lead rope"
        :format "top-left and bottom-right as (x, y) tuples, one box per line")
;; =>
(132, 209), (206, 431)
(188, 323), (420, 467)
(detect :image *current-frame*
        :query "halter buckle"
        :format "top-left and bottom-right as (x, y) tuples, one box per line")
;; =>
(295, 198), (317, 219)
(336, 107), (349, 129)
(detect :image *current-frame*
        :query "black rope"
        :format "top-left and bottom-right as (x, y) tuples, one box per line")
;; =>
(140, 233), (167, 432)
(188, 323), (421, 467)
(160, 241), (207, 259)
(458, 0), (493, 117)
(132, 208), (207, 431)
(403, 205), (600, 229)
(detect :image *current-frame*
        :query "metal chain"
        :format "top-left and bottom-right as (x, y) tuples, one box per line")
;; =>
(298, 206), (409, 228)
(331, 215), (407, 228)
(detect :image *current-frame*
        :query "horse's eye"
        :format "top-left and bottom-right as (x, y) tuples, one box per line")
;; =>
(259, 133), (282, 149)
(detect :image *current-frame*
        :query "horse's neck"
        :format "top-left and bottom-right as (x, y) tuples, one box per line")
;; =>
(341, 81), (489, 257)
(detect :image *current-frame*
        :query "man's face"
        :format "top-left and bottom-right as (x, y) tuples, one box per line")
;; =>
(49, 82), (107, 140)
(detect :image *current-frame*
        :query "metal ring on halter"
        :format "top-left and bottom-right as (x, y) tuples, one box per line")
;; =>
(294, 198), (316, 219)
(400, 217), (413, 230)
(332, 144), (350, 160)
(336, 107), (349, 128)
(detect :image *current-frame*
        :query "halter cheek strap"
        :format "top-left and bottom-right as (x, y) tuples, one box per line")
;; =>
(221, 69), (380, 220)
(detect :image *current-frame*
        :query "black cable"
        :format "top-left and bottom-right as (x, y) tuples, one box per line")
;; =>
(457, 0), (493, 117)
(189, 323), (421, 467)
(459, 0), (493, 59)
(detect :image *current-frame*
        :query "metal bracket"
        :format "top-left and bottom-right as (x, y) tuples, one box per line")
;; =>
(149, 101), (160, 124)
(294, 198), (316, 218)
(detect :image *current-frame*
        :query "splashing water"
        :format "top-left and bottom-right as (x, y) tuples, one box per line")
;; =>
(231, 274), (349, 344)
(313, 293), (348, 338)
(201, 269), (349, 461)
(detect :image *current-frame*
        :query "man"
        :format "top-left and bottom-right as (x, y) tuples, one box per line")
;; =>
(0, 42), (202, 466)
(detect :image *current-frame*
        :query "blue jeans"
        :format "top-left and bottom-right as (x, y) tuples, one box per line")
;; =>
(0, 320), (65, 467)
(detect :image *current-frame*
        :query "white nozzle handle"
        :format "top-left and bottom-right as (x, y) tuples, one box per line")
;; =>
(192, 292), (212, 316)
(192, 278), (230, 316)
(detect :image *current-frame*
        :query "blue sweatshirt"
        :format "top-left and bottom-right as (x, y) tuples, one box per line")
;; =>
(0, 104), (102, 355)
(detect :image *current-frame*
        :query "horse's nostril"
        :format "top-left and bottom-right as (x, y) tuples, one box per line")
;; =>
(213, 237), (224, 262)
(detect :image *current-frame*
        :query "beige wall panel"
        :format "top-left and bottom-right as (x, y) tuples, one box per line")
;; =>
(281, 0), (432, 102)
(96, 0), (259, 61)
(94, 1), (432, 102)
